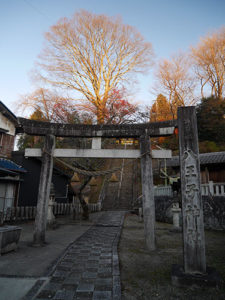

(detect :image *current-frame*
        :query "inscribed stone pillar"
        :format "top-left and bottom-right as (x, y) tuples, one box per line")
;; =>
(178, 106), (206, 274)
(33, 135), (55, 245)
(140, 132), (156, 251)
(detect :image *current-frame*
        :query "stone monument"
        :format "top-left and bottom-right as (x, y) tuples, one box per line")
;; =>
(171, 106), (222, 288)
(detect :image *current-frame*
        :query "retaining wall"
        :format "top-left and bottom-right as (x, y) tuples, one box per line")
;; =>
(155, 195), (225, 230)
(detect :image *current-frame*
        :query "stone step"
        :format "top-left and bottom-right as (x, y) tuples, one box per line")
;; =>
(102, 158), (138, 210)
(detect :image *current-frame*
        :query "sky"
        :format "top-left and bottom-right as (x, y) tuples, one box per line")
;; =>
(0, 0), (224, 116)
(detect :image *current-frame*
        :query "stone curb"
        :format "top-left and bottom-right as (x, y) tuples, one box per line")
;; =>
(112, 212), (126, 300)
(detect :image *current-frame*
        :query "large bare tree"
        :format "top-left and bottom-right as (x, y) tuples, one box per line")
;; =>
(36, 10), (153, 124)
(191, 26), (225, 99)
(153, 53), (196, 118)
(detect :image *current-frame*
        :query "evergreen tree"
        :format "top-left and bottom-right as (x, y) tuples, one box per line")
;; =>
(196, 96), (225, 150)
(150, 94), (173, 122)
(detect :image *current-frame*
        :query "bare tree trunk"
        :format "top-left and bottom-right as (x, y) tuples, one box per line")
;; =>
(97, 103), (108, 124)
(78, 176), (92, 220)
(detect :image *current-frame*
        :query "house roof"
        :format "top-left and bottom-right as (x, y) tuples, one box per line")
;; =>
(0, 158), (26, 173)
(0, 128), (9, 133)
(0, 101), (18, 125)
(0, 167), (18, 176)
(166, 151), (225, 167)
(11, 151), (70, 178)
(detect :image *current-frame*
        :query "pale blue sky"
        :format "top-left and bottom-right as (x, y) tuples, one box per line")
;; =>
(0, 0), (224, 114)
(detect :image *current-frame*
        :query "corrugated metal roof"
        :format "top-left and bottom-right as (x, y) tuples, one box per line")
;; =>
(0, 158), (26, 173)
(0, 167), (17, 176)
(166, 151), (225, 167)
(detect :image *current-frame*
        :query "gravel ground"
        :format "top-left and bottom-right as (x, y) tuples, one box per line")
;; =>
(119, 213), (225, 300)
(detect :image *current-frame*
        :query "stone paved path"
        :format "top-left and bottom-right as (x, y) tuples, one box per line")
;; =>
(31, 211), (125, 300)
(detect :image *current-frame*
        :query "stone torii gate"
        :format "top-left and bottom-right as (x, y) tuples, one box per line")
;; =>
(18, 117), (174, 249)
(17, 106), (210, 283)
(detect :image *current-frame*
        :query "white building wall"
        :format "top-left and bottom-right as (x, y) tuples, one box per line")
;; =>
(0, 112), (16, 135)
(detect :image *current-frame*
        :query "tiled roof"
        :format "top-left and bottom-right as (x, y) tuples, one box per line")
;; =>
(200, 152), (225, 164)
(166, 151), (225, 167)
(0, 158), (26, 173)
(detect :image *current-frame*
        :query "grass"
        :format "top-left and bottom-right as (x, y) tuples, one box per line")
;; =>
(119, 213), (225, 300)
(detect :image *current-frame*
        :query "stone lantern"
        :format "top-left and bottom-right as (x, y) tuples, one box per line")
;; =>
(171, 201), (181, 231)
(47, 183), (56, 226)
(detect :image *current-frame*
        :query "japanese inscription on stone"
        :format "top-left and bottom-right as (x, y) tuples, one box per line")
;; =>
(178, 106), (206, 274)
(183, 149), (201, 247)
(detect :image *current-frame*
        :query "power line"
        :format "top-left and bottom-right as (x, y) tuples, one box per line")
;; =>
(23, 0), (53, 22)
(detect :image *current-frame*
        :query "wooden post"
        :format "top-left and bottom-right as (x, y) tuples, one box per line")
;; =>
(209, 181), (214, 195)
(92, 137), (101, 149)
(33, 135), (55, 246)
(140, 132), (156, 251)
(178, 106), (206, 274)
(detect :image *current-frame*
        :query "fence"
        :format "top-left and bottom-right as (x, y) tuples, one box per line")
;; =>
(2, 201), (101, 222)
(154, 185), (173, 197)
(154, 181), (225, 197)
(201, 181), (225, 196)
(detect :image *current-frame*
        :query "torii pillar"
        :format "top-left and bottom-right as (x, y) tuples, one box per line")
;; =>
(33, 134), (55, 246)
(140, 131), (156, 251)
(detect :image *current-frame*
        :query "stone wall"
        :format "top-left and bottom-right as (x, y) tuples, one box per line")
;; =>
(155, 196), (174, 224)
(155, 195), (225, 230)
(203, 196), (225, 230)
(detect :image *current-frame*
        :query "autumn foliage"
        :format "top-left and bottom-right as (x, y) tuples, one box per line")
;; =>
(76, 87), (137, 124)
(19, 88), (79, 124)
(150, 94), (174, 122)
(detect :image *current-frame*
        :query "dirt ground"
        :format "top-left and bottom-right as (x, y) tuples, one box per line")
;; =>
(119, 213), (225, 300)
